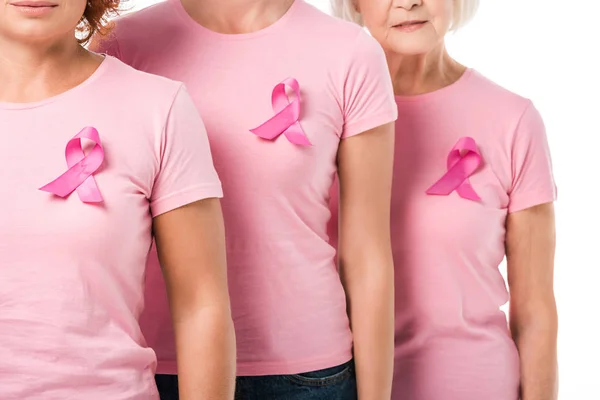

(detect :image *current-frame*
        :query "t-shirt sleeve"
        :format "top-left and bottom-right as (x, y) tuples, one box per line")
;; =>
(150, 86), (223, 217)
(340, 30), (398, 139)
(507, 101), (557, 213)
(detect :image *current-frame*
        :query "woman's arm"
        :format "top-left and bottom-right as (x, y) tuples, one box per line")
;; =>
(506, 202), (558, 400)
(337, 122), (395, 399)
(154, 198), (236, 400)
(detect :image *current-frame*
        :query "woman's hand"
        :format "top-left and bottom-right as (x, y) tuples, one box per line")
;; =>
(154, 198), (236, 400)
(337, 122), (395, 399)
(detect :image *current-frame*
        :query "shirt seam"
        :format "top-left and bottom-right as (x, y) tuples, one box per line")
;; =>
(150, 183), (223, 211)
(341, 109), (398, 138)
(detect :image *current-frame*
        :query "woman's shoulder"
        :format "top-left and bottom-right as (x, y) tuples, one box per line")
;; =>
(296, 3), (370, 46)
(464, 70), (533, 114)
(451, 70), (546, 151)
(99, 56), (185, 110)
(113, 1), (175, 30)
(94, 1), (179, 53)
(292, 7), (385, 76)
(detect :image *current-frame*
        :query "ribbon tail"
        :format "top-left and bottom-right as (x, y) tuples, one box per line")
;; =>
(426, 170), (466, 196)
(76, 175), (104, 203)
(427, 174), (481, 201)
(39, 181), (75, 198)
(39, 169), (82, 198)
(250, 105), (297, 140)
(40, 155), (104, 202)
(426, 184), (452, 196)
(456, 182), (481, 201)
(283, 122), (312, 146)
(250, 118), (286, 140)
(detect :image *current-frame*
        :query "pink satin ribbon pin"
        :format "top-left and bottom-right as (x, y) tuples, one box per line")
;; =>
(250, 77), (311, 146)
(426, 136), (481, 201)
(39, 126), (104, 203)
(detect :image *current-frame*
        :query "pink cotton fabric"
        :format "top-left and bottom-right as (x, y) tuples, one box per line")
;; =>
(94, 0), (398, 376)
(0, 56), (222, 399)
(329, 69), (557, 400)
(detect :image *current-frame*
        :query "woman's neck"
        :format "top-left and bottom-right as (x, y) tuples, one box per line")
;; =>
(180, 0), (295, 34)
(0, 36), (99, 103)
(386, 44), (466, 96)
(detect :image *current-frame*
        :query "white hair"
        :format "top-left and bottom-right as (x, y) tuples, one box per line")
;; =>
(330, 0), (480, 31)
(451, 0), (479, 30)
(330, 0), (363, 25)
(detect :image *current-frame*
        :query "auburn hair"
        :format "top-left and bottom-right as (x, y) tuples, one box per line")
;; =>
(78, 0), (121, 44)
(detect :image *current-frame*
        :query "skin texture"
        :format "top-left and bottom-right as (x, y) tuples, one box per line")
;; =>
(179, 1), (396, 397)
(356, 0), (465, 96)
(352, 0), (559, 398)
(0, 0), (99, 104)
(0, 2), (236, 399)
(181, 0), (295, 34)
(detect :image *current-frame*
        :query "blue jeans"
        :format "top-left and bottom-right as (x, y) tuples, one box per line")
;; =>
(155, 360), (357, 400)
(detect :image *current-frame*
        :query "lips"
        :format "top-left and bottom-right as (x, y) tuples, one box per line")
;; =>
(394, 20), (427, 28)
(9, 1), (58, 7)
(8, 0), (58, 16)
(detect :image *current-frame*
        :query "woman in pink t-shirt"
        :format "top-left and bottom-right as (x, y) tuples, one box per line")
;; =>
(92, 0), (397, 398)
(330, 0), (559, 399)
(0, 1), (235, 399)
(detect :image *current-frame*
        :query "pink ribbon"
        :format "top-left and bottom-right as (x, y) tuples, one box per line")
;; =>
(426, 136), (481, 201)
(39, 127), (104, 203)
(250, 78), (311, 146)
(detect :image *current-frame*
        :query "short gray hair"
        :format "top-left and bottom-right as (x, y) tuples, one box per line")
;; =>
(330, 0), (480, 31)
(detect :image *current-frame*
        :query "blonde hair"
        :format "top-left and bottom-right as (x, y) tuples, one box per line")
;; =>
(331, 0), (479, 31)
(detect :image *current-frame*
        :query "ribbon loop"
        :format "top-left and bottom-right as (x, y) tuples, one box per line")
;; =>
(250, 77), (311, 146)
(39, 126), (104, 203)
(426, 136), (481, 201)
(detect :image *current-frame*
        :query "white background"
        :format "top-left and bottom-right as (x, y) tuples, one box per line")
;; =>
(128, 1), (600, 398)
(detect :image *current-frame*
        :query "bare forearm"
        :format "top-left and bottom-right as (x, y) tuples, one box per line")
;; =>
(511, 308), (558, 400)
(346, 263), (395, 399)
(174, 306), (236, 400)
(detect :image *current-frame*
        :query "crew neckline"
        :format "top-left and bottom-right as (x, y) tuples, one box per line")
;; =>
(394, 68), (475, 103)
(169, 0), (301, 41)
(0, 55), (112, 111)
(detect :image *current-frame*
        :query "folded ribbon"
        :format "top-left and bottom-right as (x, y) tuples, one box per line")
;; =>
(250, 77), (311, 146)
(39, 126), (104, 203)
(426, 136), (481, 201)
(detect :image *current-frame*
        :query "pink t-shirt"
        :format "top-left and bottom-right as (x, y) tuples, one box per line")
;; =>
(329, 69), (557, 399)
(0, 56), (222, 399)
(94, 0), (397, 375)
